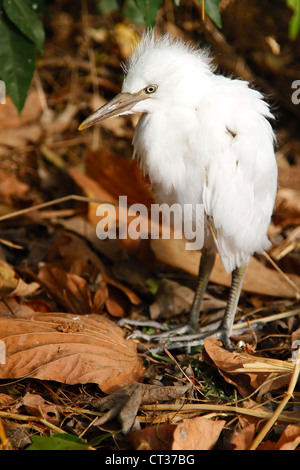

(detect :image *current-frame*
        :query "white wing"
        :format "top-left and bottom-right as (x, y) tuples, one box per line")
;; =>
(202, 77), (277, 273)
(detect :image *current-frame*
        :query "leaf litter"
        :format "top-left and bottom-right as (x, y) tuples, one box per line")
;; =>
(0, 0), (300, 451)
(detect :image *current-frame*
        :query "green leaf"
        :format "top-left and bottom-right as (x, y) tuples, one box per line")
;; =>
(287, 0), (300, 39)
(123, 0), (145, 24)
(133, 0), (163, 28)
(88, 430), (122, 447)
(27, 433), (90, 450)
(201, 0), (222, 28)
(96, 0), (119, 14)
(0, 9), (36, 113)
(3, 0), (45, 52)
(146, 277), (160, 295)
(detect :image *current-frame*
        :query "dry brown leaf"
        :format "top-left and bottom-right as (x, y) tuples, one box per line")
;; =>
(130, 423), (176, 450)
(130, 417), (225, 450)
(38, 265), (93, 315)
(0, 312), (144, 393)
(0, 91), (43, 130)
(0, 170), (29, 201)
(86, 150), (154, 208)
(172, 416), (226, 450)
(278, 166), (300, 191)
(151, 238), (300, 298)
(18, 392), (62, 426)
(48, 232), (141, 306)
(0, 261), (39, 298)
(274, 187), (300, 226)
(203, 338), (292, 397)
(105, 286), (129, 318)
(230, 423), (256, 450)
(0, 124), (42, 148)
(258, 424), (300, 450)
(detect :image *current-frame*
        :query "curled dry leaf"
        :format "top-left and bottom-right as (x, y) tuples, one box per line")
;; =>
(257, 424), (300, 450)
(0, 312), (144, 393)
(0, 261), (39, 298)
(203, 338), (293, 397)
(40, 232), (140, 316)
(38, 264), (94, 315)
(17, 392), (63, 427)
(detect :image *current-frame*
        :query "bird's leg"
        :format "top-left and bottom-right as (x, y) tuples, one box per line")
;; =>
(189, 249), (215, 332)
(147, 260), (248, 353)
(218, 261), (248, 349)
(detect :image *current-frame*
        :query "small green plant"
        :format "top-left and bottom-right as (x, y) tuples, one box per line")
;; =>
(287, 0), (300, 39)
(0, 0), (48, 113)
(97, 0), (223, 29)
(26, 430), (120, 450)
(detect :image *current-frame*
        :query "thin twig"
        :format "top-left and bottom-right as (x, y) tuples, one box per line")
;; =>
(0, 410), (65, 434)
(233, 308), (300, 331)
(264, 250), (300, 299)
(0, 194), (117, 222)
(140, 402), (300, 424)
(249, 348), (300, 450)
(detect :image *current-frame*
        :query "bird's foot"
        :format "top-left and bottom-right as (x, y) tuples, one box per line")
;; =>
(118, 317), (233, 354)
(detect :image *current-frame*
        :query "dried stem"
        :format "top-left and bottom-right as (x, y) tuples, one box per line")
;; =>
(249, 348), (300, 450)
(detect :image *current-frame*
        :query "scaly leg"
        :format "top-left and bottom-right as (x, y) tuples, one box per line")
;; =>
(119, 255), (247, 353)
(218, 261), (248, 349)
(189, 249), (216, 331)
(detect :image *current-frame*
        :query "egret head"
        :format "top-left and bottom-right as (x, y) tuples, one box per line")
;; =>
(78, 33), (213, 130)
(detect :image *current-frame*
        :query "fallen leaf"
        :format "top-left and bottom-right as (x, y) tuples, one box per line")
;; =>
(18, 392), (62, 426)
(274, 187), (300, 226)
(203, 338), (293, 397)
(61, 232), (140, 303)
(0, 91), (43, 130)
(230, 423), (256, 450)
(38, 265), (93, 315)
(149, 278), (194, 320)
(86, 150), (154, 208)
(0, 312), (144, 393)
(0, 124), (42, 148)
(130, 424), (176, 450)
(278, 166), (300, 190)
(172, 416), (226, 450)
(149, 278), (226, 320)
(0, 261), (39, 297)
(258, 424), (300, 450)
(0, 170), (29, 201)
(130, 416), (225, 450)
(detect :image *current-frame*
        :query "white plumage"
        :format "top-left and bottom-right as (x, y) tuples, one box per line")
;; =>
(79, 32), (278, 349)
(123, 34), (277, 273)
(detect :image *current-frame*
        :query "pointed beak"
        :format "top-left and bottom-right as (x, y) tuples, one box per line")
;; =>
(78, 91), (148, 130)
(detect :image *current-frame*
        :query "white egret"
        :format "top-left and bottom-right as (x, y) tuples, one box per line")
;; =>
(79, 33), (277, 350)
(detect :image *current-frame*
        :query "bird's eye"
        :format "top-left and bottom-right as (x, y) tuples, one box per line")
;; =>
(144, 85), (157, 94)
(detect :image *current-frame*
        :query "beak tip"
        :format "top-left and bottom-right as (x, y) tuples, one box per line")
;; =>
(78, 120), (90, 131)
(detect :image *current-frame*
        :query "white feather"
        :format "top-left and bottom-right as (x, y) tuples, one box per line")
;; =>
(123, 33), (277, 273)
